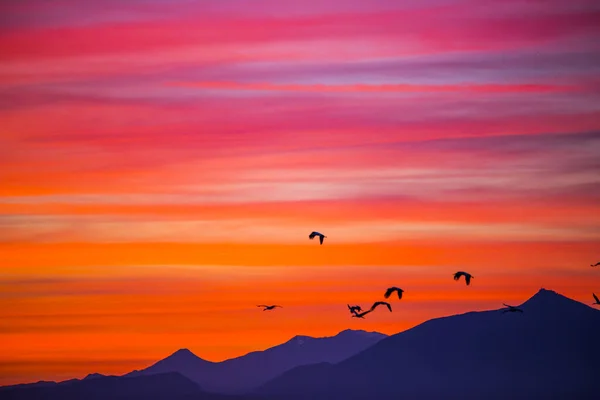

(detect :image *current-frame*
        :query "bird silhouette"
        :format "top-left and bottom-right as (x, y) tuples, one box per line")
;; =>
(384, 287), (404, 300)
(347, 304), (362, 315)
(351, 301), (392, 318)
(308, 231), (327, 245)
(351, 309), (373, 319)
(592, 293), (600, 306)
(591, 262), (600, 267)
(370, 301), (392, 312)
(501, 303), (523, 313)
(454, 271), (474, 285)
(257, 305), (282, 311)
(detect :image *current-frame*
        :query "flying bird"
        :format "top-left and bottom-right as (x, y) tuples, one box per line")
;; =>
(257, 305), (282, 311)
(592, 293), (600, 306)
(352, 309), (373, 319)
(384, 287), (404, 300)
(370, 301), (392, 312)
(591, 262), (600, 267)
(347, 304), (362, 315)
(453, 271), (474, 286)
(502, 303), (523, 313)
(308, 231), (327, 245)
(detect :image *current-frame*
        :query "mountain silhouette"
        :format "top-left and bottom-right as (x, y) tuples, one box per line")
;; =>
(127, 329), (386, 394)
(83, 373), (108, 380)
(0, 372), (257, 400)
(257, 289), (600, 400)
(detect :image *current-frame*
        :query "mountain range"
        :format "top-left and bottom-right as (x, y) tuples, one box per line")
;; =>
(126, 328), (386, 393)
(257, 288), (600, 400)
(2, 288), (599, 400)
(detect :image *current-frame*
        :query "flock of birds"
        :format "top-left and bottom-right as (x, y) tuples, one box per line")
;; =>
(257, 232), (600, 317)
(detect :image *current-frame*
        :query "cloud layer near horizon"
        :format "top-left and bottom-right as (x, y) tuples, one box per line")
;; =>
(1, 0), (599, 386)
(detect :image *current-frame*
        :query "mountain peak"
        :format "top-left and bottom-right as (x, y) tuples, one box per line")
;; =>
(535, 287), (559, 297)
(515, 287), (597, 316)
(161, 348), (206, 363)
(171, 348), (196, 357)
(336, 329), (387, 339)
(523, 288), (571, 305)
(83, 373), (105, 380)
(288, 335), (314, 345)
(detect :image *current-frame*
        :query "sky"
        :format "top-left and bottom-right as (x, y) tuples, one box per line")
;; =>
(1, 0), (600, 386)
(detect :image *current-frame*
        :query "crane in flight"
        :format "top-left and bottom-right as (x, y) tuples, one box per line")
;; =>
(308, 231), (327, 245)
(351, 301), (393, 318)
(370, 301), (392, 312)
(454, 271), (474, 286)
(257, 305), (282, 311)
(384, 287), (404, 300)
(501, 303), (523, 313)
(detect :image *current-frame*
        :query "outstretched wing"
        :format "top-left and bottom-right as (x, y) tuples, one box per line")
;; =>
(319, 235), (324, 245)
(356, 309), (373, 318)
(593, 293), (599, 303)
(465, 275), (472, 285)
(371, 301), (392, 312)
(397, 289), (403, 300)
(257, 305), (268, 307)
(384, 288), (394, 298)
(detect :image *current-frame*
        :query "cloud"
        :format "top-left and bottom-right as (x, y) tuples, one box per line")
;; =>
(1, 213), (598, 244)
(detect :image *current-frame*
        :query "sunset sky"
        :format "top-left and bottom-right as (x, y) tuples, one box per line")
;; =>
(1, 0), (600, 386)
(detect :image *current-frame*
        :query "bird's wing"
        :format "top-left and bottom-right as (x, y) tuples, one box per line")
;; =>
(257, 305), (268, 307)
(397, 290), (403, 299)
(594, 293), (599, 303)
(371, 301), (391, 311)
(275, 305), (282, 308)
(384, 288), (394, 298)
(359, 309), (373, 317)
(319, 235), (324, 245)
(465, 275), (471, 285)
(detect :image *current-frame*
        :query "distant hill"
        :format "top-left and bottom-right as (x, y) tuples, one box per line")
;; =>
(0, 372), (256, 400)
(257, 289), (600, 400)
(127, 329), (386, 394)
